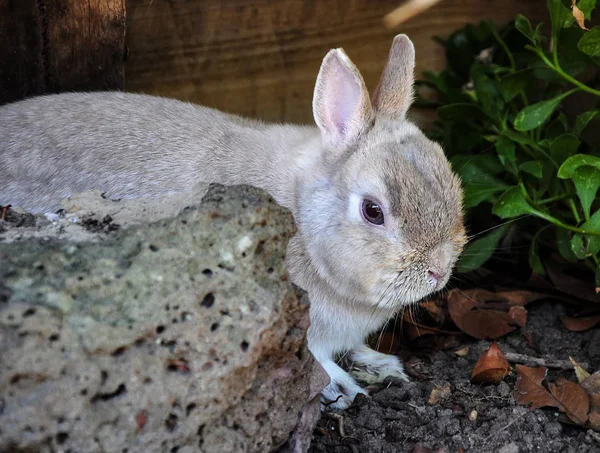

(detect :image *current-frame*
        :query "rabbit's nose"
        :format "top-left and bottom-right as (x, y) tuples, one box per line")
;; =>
(427, 269), (445, 286)
(427, 241), (454, 286)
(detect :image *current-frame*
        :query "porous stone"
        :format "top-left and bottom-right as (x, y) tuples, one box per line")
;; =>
(0, 184), (327, 453)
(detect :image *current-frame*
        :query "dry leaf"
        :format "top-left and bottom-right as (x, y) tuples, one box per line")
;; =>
(471, 341), (511, 384)
(428, 382), (452, 405)
(571, 0), (588, 29)
(560, 315), (600, 332)
(514, 365), (561, 411)
(549, 377), (590, 425)
(546, 261), (600, 303)
(420, 299), (443, 322)
(581, 371), (600, 409)
(400, 307), (457, 341)
(515, 365), (591, 426)
(454, 347), (469, 357)
(588, 410), (600, 431)
(569, 357), (591, 383)
(508, 306), (528, 327)
(448, 289), (543, 340)
(373, 331), (400, 354)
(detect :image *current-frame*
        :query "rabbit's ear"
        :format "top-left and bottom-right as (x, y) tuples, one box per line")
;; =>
(372, 34), (415, 117)
(313, 48), (373, 147)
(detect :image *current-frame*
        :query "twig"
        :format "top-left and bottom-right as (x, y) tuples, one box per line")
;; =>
(504, 352), (589, 371)
(326, 413), (359, 453)
(383, 0), (444, 29)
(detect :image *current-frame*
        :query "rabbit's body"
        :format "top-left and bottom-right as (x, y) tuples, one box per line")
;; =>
(0, 92), (318, 213)
(0, 35), (466, 409)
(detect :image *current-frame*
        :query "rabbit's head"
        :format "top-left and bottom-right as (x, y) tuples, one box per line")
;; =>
(294, 35), (466, 310)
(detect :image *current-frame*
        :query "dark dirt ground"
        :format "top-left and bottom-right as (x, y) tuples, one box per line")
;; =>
(309, 301), (600, 453)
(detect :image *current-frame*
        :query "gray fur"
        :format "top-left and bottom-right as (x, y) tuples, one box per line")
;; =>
(0, 35), (466, 410)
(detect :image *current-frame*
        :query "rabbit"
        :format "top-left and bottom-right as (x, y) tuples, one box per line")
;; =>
(0, 35), (466, 410)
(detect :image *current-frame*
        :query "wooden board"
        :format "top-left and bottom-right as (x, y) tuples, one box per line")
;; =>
(0, 0), (126, 105)
(125, 0), (547, 124)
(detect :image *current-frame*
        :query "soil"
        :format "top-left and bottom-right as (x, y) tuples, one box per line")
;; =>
(309, 301), (600, 453)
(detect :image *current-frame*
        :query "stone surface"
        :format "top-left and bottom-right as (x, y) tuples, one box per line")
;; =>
(0, 184), (327, 453)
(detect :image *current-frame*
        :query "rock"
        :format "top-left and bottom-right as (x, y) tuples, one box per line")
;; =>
(0, 184), (327, 453)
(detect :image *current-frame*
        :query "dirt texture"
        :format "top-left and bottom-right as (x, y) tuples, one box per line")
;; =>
(309, 302), (600, 453)
(0, 184), (327, 453)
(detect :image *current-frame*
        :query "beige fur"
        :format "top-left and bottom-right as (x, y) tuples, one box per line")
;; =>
(0, 35), (466, 410)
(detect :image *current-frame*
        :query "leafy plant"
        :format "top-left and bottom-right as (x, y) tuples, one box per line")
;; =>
(418, 0), (600, 288)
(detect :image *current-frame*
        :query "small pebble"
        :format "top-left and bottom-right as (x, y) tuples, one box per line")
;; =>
(468, 410), (478, 422)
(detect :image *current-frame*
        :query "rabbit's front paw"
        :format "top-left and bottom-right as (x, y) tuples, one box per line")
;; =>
(320, 360), (368, 410)
(348, 344), (409, 384)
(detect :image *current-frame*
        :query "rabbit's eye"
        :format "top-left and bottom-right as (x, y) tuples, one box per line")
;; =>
(361, 199), (384, 225)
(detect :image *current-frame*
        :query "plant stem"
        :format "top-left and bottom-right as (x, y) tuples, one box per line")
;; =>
(567, 198), (582, 224)
(536, 50), (600, 97)
(538, 194), (570, 205)
(532, 209), (600, 236)
(492, 27), (516, 73)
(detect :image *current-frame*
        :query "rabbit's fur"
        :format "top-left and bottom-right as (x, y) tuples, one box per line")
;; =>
(0, 35), (466, 409)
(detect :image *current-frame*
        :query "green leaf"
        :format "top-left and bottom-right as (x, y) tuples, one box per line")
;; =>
(577, 0), (596, 19)
(438, 103), (483, 121)
(502, 129), (536, 146)
(515, 14), (535, 41)
(520, 161), (544, 178)
(578, 26), (600, 56)
(514, 91), (574, 131)
(596, 265), (600, 288)
(495, 136), (518, 174)
(573, 166), (600, 219)
(548, 0), (572, 32)
(499, 72), (528, 102)
(457, 225), (509, 273)
(556, 227), (578, 262)
(550, 133), (580, 165)
(545, 113), (569, 141)
(557, 27), (589, 77)
(537, 160), (556, 197)
(571, 209), (600, 259)
(574, 109), (600, 135)
(558, 154), (600, 178)
(529, 229), (546, 275)
(452, 155), (510, 208)
(492, 187), (537, 219)
(471, 65), (505, 122)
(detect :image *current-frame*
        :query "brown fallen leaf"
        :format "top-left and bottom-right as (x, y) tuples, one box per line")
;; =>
(581, 371), (600, 409)
(560, 315), (600, 332)
(571, 0), (588, 29)
(373, 331), (400, 354)
(508, 306), (528, 327)
(448, 289), (544, 340)
(515, 365), (592, 426)
(588, 410), (600, 431)
(514, 365), (562, 411)
(471, 341), (511, 384)
(546, 260), (600, 303)
(420, 299), (444, 322)
(401, 307), (459, 341)
(549, 377), (590, 425)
